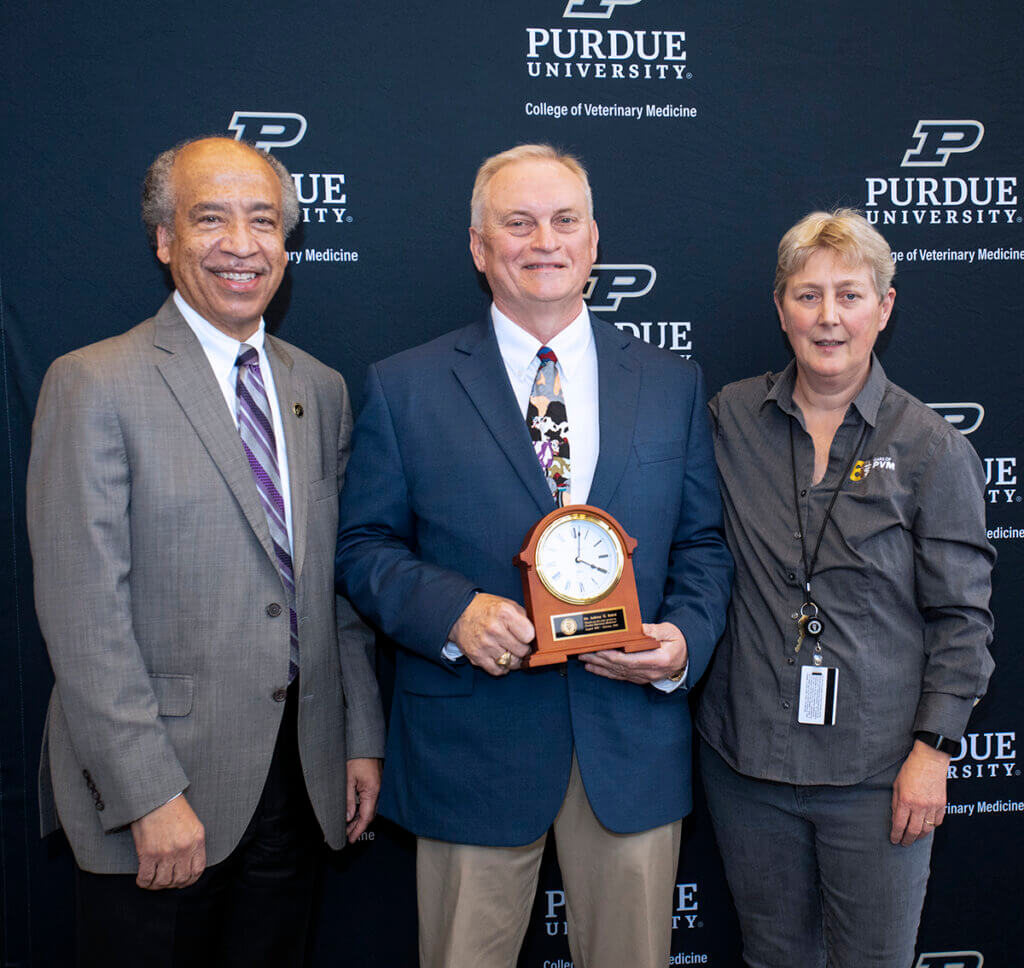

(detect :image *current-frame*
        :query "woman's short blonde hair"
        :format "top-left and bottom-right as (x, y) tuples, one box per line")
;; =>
(775, 208), (895, 301)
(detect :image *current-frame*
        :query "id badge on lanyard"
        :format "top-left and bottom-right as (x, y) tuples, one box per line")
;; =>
(789, 418), (869, 728)
(798, 666), (838, 725)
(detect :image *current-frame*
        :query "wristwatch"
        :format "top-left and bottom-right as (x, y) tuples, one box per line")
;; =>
(914, 731), (961, 756)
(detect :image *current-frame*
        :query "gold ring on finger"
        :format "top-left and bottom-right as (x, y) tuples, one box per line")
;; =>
(497, 650), (513, 668)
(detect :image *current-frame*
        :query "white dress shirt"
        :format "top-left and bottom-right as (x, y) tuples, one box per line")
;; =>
(173, 290), (294, 553)
(491, 303), (599, 506)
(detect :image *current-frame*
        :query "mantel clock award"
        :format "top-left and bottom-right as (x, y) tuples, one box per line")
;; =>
(515, 504), (657, 667)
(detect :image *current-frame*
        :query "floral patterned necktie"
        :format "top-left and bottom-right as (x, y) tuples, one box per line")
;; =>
(527, 346), (570, 507)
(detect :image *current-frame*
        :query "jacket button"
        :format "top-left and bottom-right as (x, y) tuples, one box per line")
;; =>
(266, 603), (283, 617)
(95, 800), (105, 811)
(273, 688), (288, 703)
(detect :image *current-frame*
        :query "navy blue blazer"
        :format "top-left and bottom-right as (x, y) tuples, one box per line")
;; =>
(336, 314), (732, 846)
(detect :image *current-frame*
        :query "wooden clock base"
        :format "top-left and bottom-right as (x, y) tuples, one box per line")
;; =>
(514, 504), (658, 668)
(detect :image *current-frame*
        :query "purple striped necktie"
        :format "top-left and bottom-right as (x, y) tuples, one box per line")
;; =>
(235, 344), (299, 682)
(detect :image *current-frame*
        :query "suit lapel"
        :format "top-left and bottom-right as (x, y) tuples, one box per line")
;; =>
(451, 319), (554, 515)
(152, 298), (279, 566)
(587, 317), (640, 509)
(266, 337), (310, 580)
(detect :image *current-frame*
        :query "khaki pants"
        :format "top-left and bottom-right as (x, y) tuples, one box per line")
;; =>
(417, 756), (682, 968)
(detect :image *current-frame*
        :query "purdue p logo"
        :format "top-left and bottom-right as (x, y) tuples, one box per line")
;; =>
(584, 264), (656, 312)
(927, 402), (985, 436)
(563, 0), (642, 19)
(228, 112), (308, 151)
(901, 121), (985, 168)
(914, 952), (984, 968)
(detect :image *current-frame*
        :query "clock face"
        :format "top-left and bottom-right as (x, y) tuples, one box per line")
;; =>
(535, 512), (625, 605)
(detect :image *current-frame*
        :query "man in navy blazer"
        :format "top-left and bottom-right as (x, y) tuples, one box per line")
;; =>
(336, 144), (732, 968)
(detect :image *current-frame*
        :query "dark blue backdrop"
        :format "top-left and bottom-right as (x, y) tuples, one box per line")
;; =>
(3, 2), (1022, 965)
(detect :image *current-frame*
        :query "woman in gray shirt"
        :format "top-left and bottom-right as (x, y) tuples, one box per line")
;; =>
(697, 209), (994, 967)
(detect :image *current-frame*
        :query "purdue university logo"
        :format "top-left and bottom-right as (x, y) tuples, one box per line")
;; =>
(927, 403), (985, 436)
(902, 121), (985, 168)
(562, 0), (642, 18)
(584, 265), (656, 311)
(914, 952), (983, 968)
(228, 112), (308, 151)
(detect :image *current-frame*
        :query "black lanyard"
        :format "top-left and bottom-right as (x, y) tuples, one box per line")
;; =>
(788, 416), (870, 598)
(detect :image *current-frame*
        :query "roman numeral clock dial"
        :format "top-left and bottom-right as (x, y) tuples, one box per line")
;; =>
(535, 513), (622, 604)
(515, 505), (657, 667)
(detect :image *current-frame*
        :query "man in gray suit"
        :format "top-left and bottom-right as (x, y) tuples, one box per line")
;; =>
(26, 136), (384, 967)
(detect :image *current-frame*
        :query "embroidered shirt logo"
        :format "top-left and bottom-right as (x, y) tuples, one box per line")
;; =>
(850, 456), (896, 482)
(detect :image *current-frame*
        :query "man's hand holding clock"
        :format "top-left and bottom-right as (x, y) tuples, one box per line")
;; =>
(449, 593), (535, 676)
(580, 622), (689, 685)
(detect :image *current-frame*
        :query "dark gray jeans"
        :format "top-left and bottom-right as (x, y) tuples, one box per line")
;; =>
(700, 739), (932, 968)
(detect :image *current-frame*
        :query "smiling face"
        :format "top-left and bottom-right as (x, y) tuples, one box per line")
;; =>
(469, 158), (598, 339)
(156, 139), (287, 340)
(776, 247), (895, 394)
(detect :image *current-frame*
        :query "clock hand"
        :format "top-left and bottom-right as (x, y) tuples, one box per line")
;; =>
(577, 558), (609, 574)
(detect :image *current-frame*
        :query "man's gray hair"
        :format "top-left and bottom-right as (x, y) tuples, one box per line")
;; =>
(141, 136), (300, 248)
(470, 144), (593, 230)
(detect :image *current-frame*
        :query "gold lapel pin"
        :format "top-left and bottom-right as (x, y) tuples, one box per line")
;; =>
(293, 403), (304, 418)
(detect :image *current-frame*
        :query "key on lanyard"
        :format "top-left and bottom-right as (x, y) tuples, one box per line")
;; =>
(795, 601), (820, 653)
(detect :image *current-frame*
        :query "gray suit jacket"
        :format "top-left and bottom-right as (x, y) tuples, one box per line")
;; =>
(27, 297), (384, 873)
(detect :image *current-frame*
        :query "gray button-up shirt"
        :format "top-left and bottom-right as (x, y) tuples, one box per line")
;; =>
(697, 357), (995, 785)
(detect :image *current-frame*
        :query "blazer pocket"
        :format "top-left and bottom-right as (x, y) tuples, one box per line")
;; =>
(634, 439), (685, 463)
(399, 657), (475, 697)
(150, 674), (194, 717)
(309, 475), (340, 503)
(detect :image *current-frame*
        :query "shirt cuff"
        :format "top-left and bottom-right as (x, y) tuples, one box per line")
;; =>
(652, 660), (688, 693)
(913, 691), (981, 739)
(441, 641), (464, 662)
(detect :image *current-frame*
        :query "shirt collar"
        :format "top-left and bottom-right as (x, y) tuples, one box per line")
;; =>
(173, 290), (267, 383)
(851, 355), (887, 425)
(490, 303), (592, 383)
(763, 353), (887, 428)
